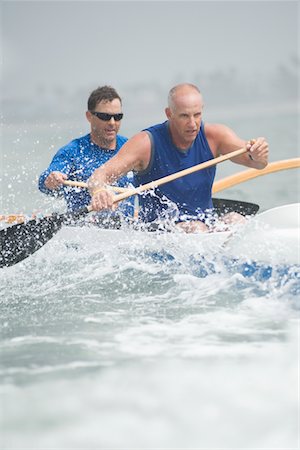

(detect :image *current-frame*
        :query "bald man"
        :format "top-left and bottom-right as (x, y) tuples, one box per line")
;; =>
(88, 83), (269, 232)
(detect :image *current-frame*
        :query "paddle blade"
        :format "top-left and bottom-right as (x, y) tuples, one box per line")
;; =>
(212, 198), (259, 216)
(0, 214), (64, 268)
(0, 206), (91, 268)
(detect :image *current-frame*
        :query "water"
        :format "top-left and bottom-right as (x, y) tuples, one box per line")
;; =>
(1, 108), (299, 449)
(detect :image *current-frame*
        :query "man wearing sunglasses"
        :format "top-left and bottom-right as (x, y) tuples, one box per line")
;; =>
(38, 85), (134, 222)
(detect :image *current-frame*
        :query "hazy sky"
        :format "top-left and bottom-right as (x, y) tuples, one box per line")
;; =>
(1, 0), (298, 98)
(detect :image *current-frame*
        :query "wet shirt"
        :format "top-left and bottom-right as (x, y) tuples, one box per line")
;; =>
(39, 133), (134, 216)
(134, 121), (216, 223)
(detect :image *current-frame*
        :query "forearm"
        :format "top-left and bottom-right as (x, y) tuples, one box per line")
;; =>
(227, 137), (268, 170)
(88, 151), (137, 194)
(38, 170), (64, 196)
(210, 125), (269, 171)
(88, 132), (150, 210)
(247, 156), (268, 170)
(88, 166), (121, 194)
(245, 137), (269, 169)
(39, 144), (73, 191)
(232, 152), (268, 170)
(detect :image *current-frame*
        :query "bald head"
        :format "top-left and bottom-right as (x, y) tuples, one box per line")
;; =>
(168, 83), (203, 111)
(164, 83), (204, 149)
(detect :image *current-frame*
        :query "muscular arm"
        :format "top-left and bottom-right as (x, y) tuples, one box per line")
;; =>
(205, 123), (269, 170)
(88, 131), (151, 210)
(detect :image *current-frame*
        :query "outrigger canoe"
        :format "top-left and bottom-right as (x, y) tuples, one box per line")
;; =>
(1, 154), (299, 270)
(0, 197), (253, 268)
(0, 201), (298, 271)
(56, 202), (299, 266)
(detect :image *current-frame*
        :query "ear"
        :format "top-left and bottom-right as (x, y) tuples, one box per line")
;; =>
(165, 107), (171, 119)
(86, 111), (92, 123)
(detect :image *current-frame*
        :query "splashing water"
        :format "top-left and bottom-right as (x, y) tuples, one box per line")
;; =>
(0, 223), (299, 449)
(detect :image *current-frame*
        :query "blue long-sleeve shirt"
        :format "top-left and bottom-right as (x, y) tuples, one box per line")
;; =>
(39, 133), (134, 215)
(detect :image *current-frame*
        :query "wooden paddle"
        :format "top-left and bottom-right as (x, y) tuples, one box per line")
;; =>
(63, 180), (128, 193)
(4, 152), (294, 227)
(0, 183), (128, 224)
(0, 146), (249, 268)
(111, 147), (248, 203)
(213, 158), (300, 193)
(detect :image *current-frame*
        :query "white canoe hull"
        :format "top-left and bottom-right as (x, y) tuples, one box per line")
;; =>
(57, 225), (231, 264)
(225, 203), (299, 266)
(55, 203), (299, 268)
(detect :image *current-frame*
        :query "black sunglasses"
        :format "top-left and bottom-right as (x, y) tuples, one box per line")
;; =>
(91, 111), (123, 122)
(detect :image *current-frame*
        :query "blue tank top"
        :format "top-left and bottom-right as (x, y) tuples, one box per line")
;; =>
(134, 121), (216, 222)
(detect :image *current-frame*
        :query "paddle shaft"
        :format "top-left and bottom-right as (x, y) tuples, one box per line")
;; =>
(49, 157), (300, 195)
(0, 147), (254, 224)
(112, 147), (248, 203)
(63, 180), (127, 193)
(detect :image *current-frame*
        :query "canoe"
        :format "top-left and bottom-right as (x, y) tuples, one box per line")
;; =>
(0, 202), (298, 271)
(0, 198), (257, 268)
(55, 203), (299, 268)
(57, 223), (231, 261)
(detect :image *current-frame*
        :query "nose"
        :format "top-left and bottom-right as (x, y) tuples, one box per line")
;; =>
(188, 116), (196, 126)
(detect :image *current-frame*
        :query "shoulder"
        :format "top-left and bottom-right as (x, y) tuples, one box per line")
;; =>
(131, 130), (152, 146)
(204, 122), (245, 154)
(61, 134), (90, 151)
(204, 122), (241, 143)
(53, 135), (94, 162)
(116, 131), (152, 172)
(144, 121), (167, 134)
(204, 123), (234, 139)
(121, 130), (151, 150)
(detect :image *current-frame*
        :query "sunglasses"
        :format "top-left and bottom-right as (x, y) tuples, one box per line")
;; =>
(91, 111), (123, 122)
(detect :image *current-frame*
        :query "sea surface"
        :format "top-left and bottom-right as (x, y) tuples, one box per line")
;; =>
(0, 108), (299, 449)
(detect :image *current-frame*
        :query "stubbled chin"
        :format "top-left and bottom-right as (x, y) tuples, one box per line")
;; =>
(102, 133), (116, 147)
(105, 130), (116, 139)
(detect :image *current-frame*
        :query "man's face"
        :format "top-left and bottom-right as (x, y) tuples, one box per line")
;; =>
(87, 98), (123, 146)
(166, 90), (203, 148)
